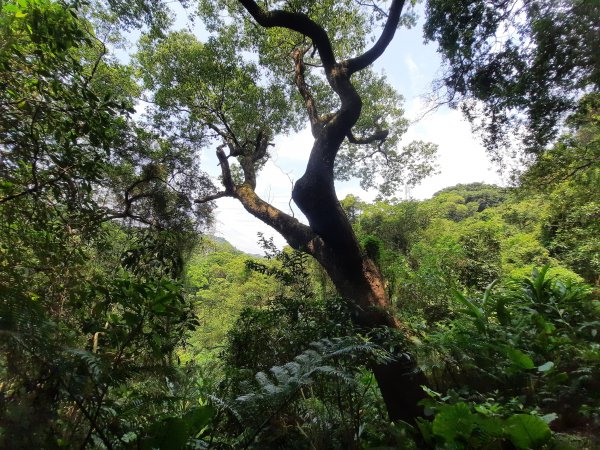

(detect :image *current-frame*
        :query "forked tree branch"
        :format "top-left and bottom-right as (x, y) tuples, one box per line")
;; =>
(196, 142), (317, 251)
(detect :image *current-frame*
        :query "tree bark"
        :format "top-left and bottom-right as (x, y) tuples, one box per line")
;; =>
(292, 138), (427, 424)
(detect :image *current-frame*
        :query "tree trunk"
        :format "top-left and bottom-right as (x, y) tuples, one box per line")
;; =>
(303, 214), (427, 424)
(290, 140), (427, 423)
(222, 154), (428, 423)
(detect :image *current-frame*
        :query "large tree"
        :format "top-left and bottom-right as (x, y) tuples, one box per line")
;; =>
(136, 0), (438, 422)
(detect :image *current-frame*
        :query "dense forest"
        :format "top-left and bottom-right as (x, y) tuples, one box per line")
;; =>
(0, 0), (598, 449)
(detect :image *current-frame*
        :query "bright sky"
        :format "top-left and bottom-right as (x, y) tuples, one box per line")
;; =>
(203, 11), (505, 254)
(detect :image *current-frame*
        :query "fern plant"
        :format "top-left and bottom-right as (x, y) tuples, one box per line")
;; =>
(225, 337), (391, 449)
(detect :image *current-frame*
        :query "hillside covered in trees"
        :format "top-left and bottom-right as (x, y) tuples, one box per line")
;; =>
(1, 0), (599, 448)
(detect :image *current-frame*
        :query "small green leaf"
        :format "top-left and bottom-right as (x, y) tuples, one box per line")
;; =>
(506, 347), (535, 370)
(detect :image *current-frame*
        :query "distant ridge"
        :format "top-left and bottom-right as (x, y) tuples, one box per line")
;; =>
(202, 235), (264, 258)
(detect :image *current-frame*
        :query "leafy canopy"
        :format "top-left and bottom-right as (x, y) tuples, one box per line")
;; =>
(425, 0), (600, 155)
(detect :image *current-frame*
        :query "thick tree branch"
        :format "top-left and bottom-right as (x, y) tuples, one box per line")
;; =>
(206, 139), (317, 250)
(233, 183), (318, 250)
(215, 145), (235, 193)
(194, 191), (229, 204)
(345, 0), (405, 74)
(237, 0), (337, 71)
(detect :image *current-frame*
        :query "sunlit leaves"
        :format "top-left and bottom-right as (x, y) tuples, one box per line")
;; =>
(136, 30), (301, 156)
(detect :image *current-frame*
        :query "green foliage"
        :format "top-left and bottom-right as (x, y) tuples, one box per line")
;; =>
(1, 0), (124, 212)
(223, 294), (355, 378)
(0, 254), (203, 447)
(519, 93), (600, 284)
(351, 176), (598, 325)
(520, 93), (600, 190)
(361, 234), (383, 264)
(433, 183), (510, 213)
(223, 336), (402, 450)
(0, 2), (214, 447)
(236, 336), (387, 407)
(418, 268), (600, 435)
(418, 394), (553, 449)
(456, 219), (503, 289)
(0, 0), (215, 230)
(425, 0), (600, 153)
(183, 236), (278, 358)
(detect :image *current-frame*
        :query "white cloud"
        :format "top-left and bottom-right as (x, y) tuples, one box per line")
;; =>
(403, 105), (505, 199)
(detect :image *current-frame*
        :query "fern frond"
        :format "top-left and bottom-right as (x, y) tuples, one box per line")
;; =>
(236, 336), (386, 407)
(64, 348), (105, 381)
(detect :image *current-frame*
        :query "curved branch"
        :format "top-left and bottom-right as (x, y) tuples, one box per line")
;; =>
(345, 0), (405, 75)
(234, 183), (318, 251)
(237, 0), (337, 71)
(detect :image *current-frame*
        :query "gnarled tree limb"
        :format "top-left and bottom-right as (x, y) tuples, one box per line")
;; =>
(238, 0), (337, 72)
